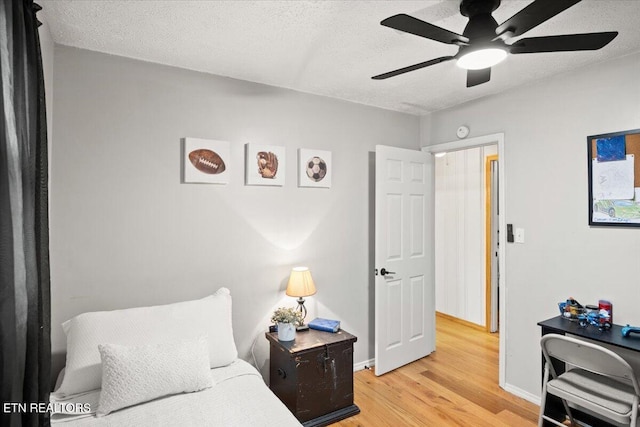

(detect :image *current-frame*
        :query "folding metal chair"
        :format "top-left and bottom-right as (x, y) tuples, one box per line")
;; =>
(539, 333), (640, 427)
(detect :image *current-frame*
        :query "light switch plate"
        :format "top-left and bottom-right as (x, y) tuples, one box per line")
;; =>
(515, 228), (525, 243)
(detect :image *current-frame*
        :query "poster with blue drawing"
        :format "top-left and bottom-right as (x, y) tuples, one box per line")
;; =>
(596, 135), (625, 162)
(589, 129), (640, 226)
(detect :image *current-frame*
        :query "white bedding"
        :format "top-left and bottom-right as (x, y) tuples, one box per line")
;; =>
(50, 359), (302, 427)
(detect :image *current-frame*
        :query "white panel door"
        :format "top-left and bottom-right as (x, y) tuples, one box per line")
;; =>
(375, 145), (434, 376)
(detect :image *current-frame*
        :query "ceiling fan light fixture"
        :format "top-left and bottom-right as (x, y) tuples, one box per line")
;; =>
(375, 1), (618, 87)
(456, 48), (507, 70)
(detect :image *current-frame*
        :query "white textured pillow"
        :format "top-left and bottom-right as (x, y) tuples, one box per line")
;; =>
(97, 337), (213, 416)
(55, 288), (237, 397)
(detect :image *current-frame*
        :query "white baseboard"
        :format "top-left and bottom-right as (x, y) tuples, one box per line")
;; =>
(353, 358), (374, 372)
(503, 382), (541, 406)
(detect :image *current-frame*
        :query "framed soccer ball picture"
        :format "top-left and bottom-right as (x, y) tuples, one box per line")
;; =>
(298, 148), (331, 188)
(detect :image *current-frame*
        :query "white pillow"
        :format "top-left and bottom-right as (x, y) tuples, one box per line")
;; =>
(97, 337), (213, 416)
(55, 288), (237, 397)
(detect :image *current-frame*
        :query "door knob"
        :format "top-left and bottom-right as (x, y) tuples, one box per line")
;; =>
(380, 268), (396, 276)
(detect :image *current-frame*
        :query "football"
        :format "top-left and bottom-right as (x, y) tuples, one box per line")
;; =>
(306, 156), (327, 182)
(188, 149), (226, 174)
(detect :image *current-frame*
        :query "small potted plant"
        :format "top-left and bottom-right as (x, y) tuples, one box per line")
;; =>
(271, 307), (302, 341)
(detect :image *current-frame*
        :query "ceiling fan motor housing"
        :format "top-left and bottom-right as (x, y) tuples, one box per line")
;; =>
(460, 0), (500, 18)
(460, 0), (501, 42)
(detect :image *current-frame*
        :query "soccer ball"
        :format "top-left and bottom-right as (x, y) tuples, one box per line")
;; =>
(306, 157), (327, 182)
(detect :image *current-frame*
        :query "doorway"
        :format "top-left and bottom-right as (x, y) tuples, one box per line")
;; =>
(423, 133), (506, 387)
(433, 145), (498, 331)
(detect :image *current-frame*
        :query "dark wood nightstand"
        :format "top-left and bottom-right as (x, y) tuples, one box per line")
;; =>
(266, 328), (360, 427)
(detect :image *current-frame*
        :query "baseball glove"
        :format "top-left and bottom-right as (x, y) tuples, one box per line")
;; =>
(257, 151), (278, 179)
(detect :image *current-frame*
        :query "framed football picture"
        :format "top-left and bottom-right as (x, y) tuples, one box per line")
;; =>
(298, 148), (331, 188)
(183, 138), (230, 184)
(245, 143), (285, 186)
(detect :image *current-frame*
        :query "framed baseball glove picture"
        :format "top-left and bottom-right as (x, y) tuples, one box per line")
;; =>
(245, 143), (285, 186)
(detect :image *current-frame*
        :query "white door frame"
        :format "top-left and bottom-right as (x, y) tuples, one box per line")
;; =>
(422, 133), (506, 388)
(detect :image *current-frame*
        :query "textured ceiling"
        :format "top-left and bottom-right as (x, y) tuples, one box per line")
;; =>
(40, 0), (640, 115)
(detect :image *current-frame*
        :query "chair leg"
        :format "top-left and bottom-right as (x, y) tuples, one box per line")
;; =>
(538, 363), (573, 427)
(539, 364), (549, 427)
(539, 363), (575, 427)
(559, 398), (574, 426)
(630, 395), (638, 427)
(538, 400), (546, 426)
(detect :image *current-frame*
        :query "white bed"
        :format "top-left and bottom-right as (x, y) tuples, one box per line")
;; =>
(50, 359), (301, 426)
(49, 288), (302, 426)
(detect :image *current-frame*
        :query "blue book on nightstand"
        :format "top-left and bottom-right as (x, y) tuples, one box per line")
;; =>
(308, 318), (340, 333)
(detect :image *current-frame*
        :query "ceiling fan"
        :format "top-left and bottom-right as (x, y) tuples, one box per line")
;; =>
(372, 0), (618, 87)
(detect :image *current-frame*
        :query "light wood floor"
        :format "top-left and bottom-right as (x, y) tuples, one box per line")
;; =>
(335, 314), (540, 426)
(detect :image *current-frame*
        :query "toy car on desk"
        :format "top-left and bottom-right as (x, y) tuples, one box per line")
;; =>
(621, 325), (640, 337)
(578, 310), (611, 329)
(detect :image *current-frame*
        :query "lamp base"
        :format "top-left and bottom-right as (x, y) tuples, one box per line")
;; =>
(295, 297), (310, 331)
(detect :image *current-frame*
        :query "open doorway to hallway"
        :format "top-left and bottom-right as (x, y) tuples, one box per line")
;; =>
(434, 145), (499, 333)
(424, 132), (506, 387)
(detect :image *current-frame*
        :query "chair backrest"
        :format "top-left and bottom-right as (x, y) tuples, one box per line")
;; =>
(541, 334), (640, 395)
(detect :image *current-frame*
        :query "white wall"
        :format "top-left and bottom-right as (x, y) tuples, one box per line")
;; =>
(49, 46), (421, 378)
(435, 145), (497, 326)
(422, 52), (640, 398)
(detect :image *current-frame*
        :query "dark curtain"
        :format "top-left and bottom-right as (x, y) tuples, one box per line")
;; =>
(0, 0), (51, 426)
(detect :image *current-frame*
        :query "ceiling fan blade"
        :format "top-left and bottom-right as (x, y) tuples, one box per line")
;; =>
(510, 32), (618, 54)
(381, 14), (469, 45)
(467, 68), (491, 88)
(496, 0), (582, 39)
(372, 56), (455, 80)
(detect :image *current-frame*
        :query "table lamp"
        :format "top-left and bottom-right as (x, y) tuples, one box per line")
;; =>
(286, 266), (316, 331)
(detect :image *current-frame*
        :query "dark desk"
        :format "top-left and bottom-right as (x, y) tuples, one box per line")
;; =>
(538, 316), (640, 427)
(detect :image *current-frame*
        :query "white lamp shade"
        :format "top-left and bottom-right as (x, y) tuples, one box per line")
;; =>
(286, 267), (317, 297)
